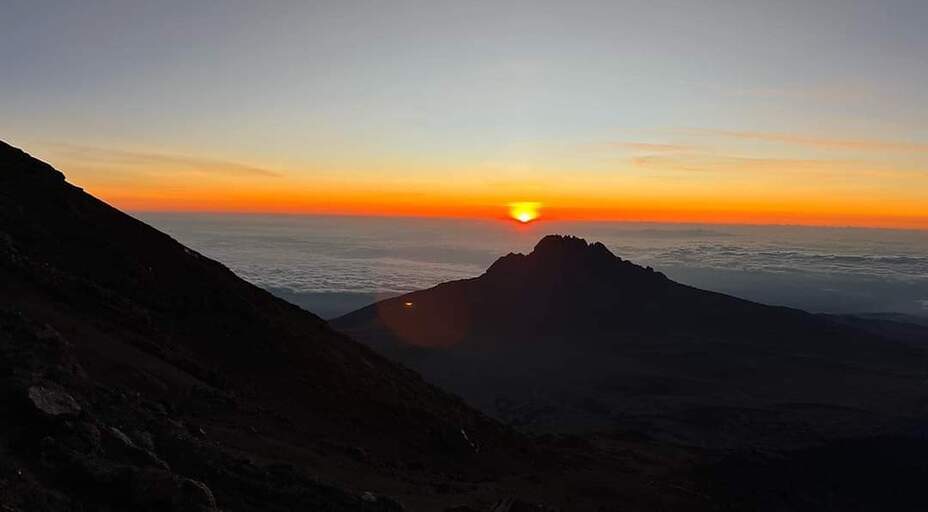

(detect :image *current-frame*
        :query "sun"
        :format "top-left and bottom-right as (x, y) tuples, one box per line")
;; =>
(508, 202), (541, 223)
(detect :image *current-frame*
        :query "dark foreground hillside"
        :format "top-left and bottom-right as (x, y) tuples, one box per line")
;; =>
(0, 141), (713, 510)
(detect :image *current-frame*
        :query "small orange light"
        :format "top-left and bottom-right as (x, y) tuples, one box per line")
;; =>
(403, 301), (414, 308)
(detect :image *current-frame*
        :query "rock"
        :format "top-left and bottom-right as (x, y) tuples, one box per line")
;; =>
(105, 426), (170, 471)
(131, 430), (156, 452)
(34, 324), (66, 345)
(349, 446), (369, 462)
(128, 469), (218, 512)
(108, 426), (136, 446)
(27, 385), (81, 417)
(460, 428), (480, 454)
(178, 478), (218, 512)
(490, 498), (556, 512)
(144, 400), (169, 416)
(360, 491), (407, 511)
(62, 421), (103, 455)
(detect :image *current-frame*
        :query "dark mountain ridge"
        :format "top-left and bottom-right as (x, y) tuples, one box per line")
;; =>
(6, 141), (669, 511)
(0, 139), (513, 458)
(335, 235), (928, 441)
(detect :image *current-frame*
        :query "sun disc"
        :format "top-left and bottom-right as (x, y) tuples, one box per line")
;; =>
(508, 202), (541, 223)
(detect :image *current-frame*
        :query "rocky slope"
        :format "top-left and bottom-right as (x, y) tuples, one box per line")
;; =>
(2, 141), (705, 511)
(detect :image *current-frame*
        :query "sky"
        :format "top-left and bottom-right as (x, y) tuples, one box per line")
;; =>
(2, 0), (927, 228)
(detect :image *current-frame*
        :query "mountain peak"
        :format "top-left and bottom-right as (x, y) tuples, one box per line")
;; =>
(487, 235), (617, 273)
(531, 234), (614, 260)
(483, 235), (664, 287)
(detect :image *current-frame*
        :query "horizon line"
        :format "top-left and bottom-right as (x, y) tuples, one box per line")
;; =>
(127, 208), (928, 233)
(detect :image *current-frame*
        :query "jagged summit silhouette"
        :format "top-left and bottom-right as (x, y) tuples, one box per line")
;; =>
(335, 233), (928, 443)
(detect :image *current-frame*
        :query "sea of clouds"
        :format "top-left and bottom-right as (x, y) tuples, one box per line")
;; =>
(139, 213), (928, 318)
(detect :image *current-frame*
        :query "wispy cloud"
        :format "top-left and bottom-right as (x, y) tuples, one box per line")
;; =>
(723, 84), (870, 103)
(44, 143), (281, 177)
(692, 130), (928, 153)
(630, 153), (925, 179)
(609, 142), (696, 153)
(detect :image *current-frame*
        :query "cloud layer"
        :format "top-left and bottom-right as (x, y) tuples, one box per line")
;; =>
(139, 214), (928, 316)
(44, 143), (281, 178)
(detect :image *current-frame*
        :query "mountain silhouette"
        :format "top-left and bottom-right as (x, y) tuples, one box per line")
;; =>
(335, 235), (928, 442)
(5, 140), (928, 510)
(2, 141), (617, 511)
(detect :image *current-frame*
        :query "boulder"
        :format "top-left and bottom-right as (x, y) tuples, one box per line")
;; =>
(178, 478), (218, 512)
(490, 498), (556, 512)
(27, 385), (81, 418)
(104, 426), (170, 471)
(129, 468), (218, 512)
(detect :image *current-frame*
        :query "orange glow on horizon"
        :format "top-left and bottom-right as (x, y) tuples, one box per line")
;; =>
(64, 170), (928, 230)
(111, 196), (928, 230)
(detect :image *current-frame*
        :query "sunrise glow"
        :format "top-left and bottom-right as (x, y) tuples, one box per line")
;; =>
(509, 202), (541, 224)
(4, 3), (927, 231)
